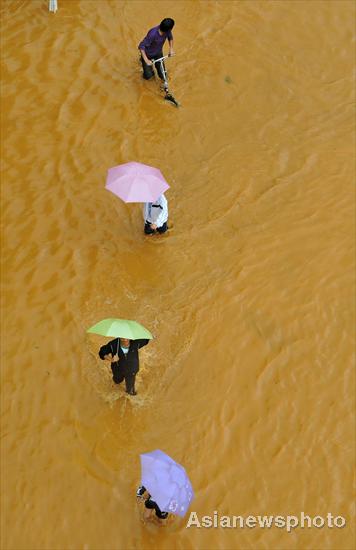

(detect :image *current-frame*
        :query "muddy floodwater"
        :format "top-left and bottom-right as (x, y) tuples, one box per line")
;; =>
(1, 1), (355, 549)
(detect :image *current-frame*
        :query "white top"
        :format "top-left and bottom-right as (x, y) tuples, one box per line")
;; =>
(143, 194), (168, 227)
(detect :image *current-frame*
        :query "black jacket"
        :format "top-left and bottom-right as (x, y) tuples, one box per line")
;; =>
(99, 338), (149, 375)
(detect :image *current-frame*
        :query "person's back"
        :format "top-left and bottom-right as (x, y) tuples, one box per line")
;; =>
(143, 193), (169, 235)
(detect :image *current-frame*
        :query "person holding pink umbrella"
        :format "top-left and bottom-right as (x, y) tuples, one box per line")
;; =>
(143, 194), (168, 235)
(105, 161), (170, 236)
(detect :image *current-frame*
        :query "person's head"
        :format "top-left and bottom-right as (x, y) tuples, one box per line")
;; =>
(159, 18), (175, 33)
(120, 338), (131, 348)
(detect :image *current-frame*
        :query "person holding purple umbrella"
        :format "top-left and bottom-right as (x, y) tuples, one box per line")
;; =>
(137, 486), (169, 520)
(144, 193), (169, 235)
(138, 18), (175, 81)
(138, 450), (194, 520)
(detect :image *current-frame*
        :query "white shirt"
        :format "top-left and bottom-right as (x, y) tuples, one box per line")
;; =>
(143, 194), (168, 227)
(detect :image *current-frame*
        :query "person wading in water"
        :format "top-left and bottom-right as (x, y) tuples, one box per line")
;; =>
(138, 18), (175, 81)
(99, 337), (149, 396)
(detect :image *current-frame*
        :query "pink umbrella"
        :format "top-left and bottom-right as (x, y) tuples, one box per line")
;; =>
(105, 161), (169, 203)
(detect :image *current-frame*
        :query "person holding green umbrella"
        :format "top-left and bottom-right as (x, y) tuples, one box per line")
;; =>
(88, 319), (153, 396)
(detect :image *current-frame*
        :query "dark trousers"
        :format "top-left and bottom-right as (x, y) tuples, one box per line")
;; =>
(111, 363), (136, 393)
(144, 498), (169, 519)
(144, 221), (168, 234)
(140, 52), (165, 80)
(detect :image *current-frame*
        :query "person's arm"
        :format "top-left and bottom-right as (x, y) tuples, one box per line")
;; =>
(99, 339), (119, 362)
(140, 48), (152, 65)
(99, 342), (111, 361)
(138, 29), (154, 65)
(136, 338), (149, 349)
(153, 195), (168, 228)
(168, 39), (174, 56)
(168, 30), (174, 56)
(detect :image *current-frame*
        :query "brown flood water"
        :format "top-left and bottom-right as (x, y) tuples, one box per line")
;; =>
(1, 1), (355, 549)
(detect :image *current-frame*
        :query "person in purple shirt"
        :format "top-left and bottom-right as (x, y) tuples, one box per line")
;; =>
(138, 18), (175, 81)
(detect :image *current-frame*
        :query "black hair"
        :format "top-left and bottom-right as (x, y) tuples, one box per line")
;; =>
(159, 18), (175, 32)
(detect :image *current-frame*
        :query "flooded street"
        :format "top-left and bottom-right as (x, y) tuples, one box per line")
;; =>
(1, 1), (355, 549)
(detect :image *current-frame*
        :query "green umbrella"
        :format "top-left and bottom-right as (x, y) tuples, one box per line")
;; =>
(87, 318), (153, 340)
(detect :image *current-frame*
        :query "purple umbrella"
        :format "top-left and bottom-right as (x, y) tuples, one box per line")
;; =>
(105, 161), (169, 203)
(140, 450), (194, 517)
